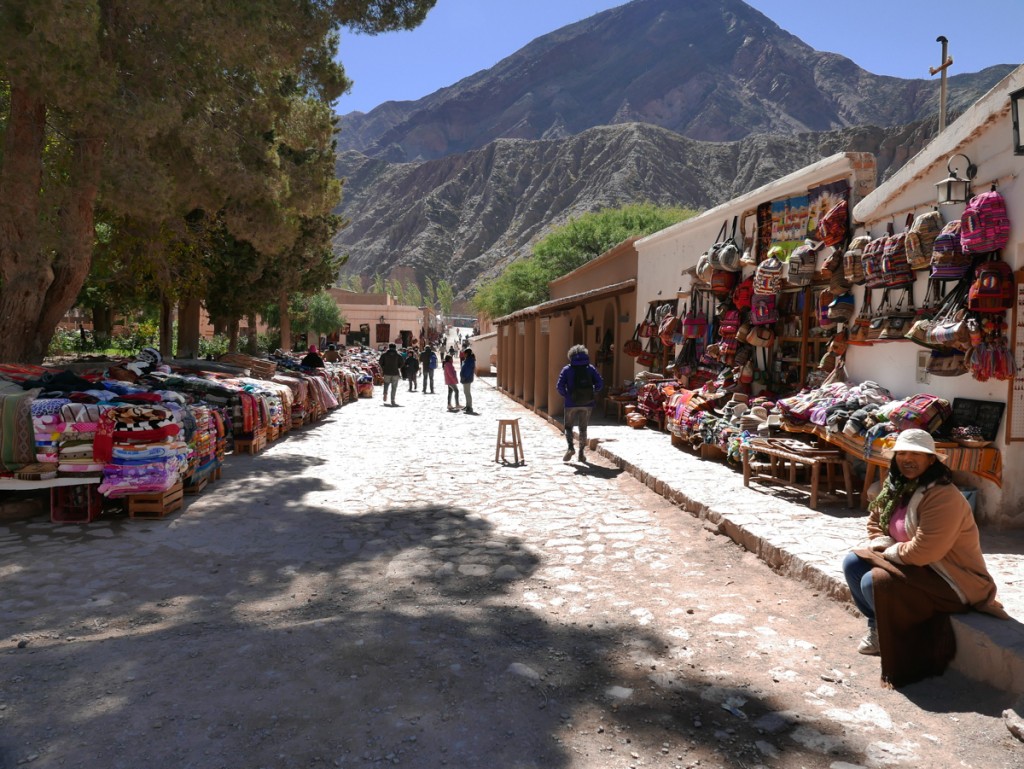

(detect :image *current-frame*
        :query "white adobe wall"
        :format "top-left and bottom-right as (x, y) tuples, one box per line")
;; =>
(635, 153), (874, 321)
(852, 66), (1024, 527)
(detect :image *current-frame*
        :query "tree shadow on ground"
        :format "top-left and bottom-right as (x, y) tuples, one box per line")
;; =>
(1, 478), (890, 768)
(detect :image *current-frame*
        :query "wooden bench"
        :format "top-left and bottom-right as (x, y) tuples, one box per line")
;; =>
(740, 439), (855, 510)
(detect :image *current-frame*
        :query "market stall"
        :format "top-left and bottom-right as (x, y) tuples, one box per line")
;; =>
(0, 345), (377, 523)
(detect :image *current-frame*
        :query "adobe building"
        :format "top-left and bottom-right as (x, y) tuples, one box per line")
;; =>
(494, 238), (639, 418)
(851, 64), (1024, 527)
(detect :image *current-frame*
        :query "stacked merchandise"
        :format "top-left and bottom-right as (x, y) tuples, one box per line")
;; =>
(305, 373), (340, 417)
(95, 402), (188, 498)
(184, 404), (220, 488)
(57, 403), (110, 481)
(279, 374), (310, 427)
(30, 397), (67, 472)
(236, 378), (293, 436)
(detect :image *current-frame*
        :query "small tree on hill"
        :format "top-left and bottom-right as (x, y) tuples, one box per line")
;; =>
(472, 203), (696, 318)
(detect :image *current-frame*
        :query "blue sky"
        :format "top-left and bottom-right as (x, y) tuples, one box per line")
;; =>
(334, 0), (1024, 115)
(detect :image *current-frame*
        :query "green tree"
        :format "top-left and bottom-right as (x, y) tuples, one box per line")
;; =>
(306, 291), (345, 337)
(473, 203), (696, 318)
(371, 274), (385, 294)
(404, 280), (423, 307)
(275, 290), (344, 340)
(0, 0), (437, 362)
(436, 279), (455, 318)
(423, 276), (436, 307)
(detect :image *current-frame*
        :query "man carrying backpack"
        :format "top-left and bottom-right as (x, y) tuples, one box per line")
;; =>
(556, 344), (604, 463)
(419, 345), (437, 394)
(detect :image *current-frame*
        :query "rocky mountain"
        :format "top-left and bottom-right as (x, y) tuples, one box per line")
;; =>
(334, 119), (941, 291)
(331, 0), (1014, 297)
(336, 0), (1011, 162)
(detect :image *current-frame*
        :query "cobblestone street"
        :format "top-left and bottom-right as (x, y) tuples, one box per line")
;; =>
(1, 379), (1021, 769)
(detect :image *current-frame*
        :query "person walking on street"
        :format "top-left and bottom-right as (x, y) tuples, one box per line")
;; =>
(443, 354), (460, 411)
(403, 349), (420, 391)
(556, 344), (604, 463)
(378, 343), (402, 406)
(420, 346), (437, 394)
(460, 348), (476, 414)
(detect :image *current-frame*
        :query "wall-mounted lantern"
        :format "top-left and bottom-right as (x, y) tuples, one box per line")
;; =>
(935, 153), (976, 205)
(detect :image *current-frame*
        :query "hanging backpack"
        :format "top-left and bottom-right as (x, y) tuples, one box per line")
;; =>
(682, 296), (709, 340)
(718, 308), (741, 338)
(967, 256), (1014, 313)
(816, 198), (849, 247)
(906, 211), (944, 270)
(817, 287), (837, 328)
(931, 220), (971, 280)
(750, 293), (778, 326)
(861, 235), (889, 288)
(787, 242), (817, 287)
(732, 276), (754, 311)
(881, 231), (914, 287)
(960, 189), (1011, 254)
(709, 216), (743, 272)
(710, 269), (738, 297)
(827, 293), (856, 324)
(843, 235), (870, 285)
(753, 246), (784, 295)
(658, 310), (681, 346)
(695, 251), (714, 284)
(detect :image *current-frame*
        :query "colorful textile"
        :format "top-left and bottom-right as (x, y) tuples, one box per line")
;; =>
(0, 389), (41, 472)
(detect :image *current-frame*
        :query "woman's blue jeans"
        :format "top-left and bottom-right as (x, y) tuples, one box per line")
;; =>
(842, 551), (876, 628)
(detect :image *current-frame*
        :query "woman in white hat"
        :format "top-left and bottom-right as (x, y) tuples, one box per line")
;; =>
(842, 428), (1007, 688)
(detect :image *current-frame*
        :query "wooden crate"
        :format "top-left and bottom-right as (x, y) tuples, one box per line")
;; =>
(128, 482), (184, 519)
(184, 475), (208, 496)
(267, 425), (280, 442)
(234, 429), (266, 455)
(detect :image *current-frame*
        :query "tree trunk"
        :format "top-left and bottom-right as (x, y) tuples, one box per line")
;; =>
(0, 86), (48, 362)
(159, 295), (174, 357)
(176, 297), (202, 358)
(245, 313), (258, 354)
(92, 304), (114, 346)
(27, 133), (105, 361)
(228, 318), (240, 353)
(278, 291), (291, 352)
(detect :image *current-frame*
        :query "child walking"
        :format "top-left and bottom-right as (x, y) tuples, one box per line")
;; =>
(443, 354), (460, 411)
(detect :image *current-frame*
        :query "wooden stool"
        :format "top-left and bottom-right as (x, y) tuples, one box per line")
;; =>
(495, 418), (525, 465)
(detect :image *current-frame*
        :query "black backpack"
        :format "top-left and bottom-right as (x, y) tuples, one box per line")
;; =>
(570, 364), (595, 404)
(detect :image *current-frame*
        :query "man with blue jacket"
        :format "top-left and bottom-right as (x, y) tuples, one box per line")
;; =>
(556, 344), (604, 463)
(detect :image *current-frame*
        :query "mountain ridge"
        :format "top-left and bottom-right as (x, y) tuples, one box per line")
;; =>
(331, 0), (1014, 297)
(335, 0), (1011, 162)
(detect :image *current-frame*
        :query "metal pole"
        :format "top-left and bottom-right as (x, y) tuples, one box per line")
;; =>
(930, 36), (953, 132)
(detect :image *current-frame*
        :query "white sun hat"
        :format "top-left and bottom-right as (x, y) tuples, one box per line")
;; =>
(892, 428), (946, 462)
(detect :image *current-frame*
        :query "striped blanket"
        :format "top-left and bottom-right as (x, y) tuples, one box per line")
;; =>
(0, 389), (42, 472)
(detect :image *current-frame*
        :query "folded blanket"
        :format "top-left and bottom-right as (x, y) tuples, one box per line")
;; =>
(0, 388), (41, 471)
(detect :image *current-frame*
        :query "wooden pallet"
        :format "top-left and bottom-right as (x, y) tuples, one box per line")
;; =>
(184, 475), (208, 496)
(234, 430), (267, 455)
(128, 482), (184, 519)
(267, 426), (280, 442)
